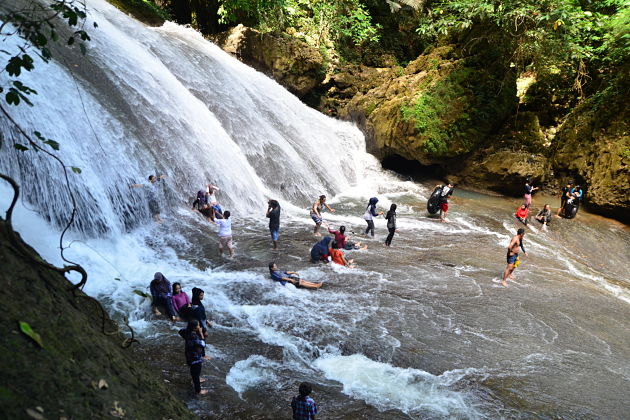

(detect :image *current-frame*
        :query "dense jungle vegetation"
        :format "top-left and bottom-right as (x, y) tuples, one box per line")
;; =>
(155, 0), (629, 101)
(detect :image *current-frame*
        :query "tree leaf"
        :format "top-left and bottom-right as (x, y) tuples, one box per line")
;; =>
(71, 166), (82, 174)
(44, 139), (60, 150)
(113, 277), (121, 281)
(18, 321), (44, 348)
(133, 290), (150, 299)
(14, 144), (29, 151)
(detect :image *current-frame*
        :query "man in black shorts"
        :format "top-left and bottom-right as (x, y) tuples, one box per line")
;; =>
(502, 228), (528, 287)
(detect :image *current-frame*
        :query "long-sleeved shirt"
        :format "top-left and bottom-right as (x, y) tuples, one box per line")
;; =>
(171, 292), (191, 313)
(327, 228), (347, 248)
(178, 329), (206, 365)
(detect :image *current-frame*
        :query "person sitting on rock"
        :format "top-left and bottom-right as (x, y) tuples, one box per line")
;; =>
(149, 272), (177, 321)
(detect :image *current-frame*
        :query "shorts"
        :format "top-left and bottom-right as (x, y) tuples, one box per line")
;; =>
(148, 200), (160, 216)
(507, 253), (518, 265)
(219, 235), (233, 249)
(310, 213), (322, 224)
(440, 202), (448, 212)
(270, 229), (279, 241)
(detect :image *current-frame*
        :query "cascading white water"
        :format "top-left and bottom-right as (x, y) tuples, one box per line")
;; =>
(0, 0), (365, 237)
(3, 1), (630, 419)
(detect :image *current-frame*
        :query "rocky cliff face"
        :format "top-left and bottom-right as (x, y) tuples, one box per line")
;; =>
(549, 72), (630, 222)
(211, 25), (325, 99)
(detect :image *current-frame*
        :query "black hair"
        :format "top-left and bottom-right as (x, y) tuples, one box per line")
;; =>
(319, 195), (326, 200)
(223, 210), (231, 219)
(172, 282), (181, 294)
(268, 262), (276, 271)
(386, 203), (397, 220)
(332, 241), (339, 249)
(517, 228), (525, 235)
(186, 319), (199, 332)
(191, 287), (204, 304)
(148, 175), (155, 181)
(298, 382), (312, 401)
(268, 199), (279, 209)
(339, 226), (345, 235)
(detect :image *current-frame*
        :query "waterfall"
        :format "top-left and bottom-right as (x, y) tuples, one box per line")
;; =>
(0, 0), (367, 237)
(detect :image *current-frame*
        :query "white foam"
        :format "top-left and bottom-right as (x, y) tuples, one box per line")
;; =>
(313, 354), (483, 418)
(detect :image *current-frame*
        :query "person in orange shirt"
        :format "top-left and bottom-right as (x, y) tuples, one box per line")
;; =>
(329, 242), (354, 268)
(515, 204), (530, 225)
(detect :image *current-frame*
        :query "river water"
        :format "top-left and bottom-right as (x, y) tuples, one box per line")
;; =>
(1, 0), (629, 418)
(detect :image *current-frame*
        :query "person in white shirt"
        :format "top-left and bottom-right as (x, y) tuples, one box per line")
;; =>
(215, 210), (233, 257)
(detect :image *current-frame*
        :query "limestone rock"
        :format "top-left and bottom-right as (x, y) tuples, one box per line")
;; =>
(211, 25), (325, 98)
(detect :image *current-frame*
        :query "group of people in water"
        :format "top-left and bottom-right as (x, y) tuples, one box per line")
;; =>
(504, 179), (585, 286)
(135, 173), (584, 412)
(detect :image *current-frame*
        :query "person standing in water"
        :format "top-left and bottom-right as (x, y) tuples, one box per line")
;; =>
(130, 174), (166, 222)
(363, 197), (384, 237)
(310, 195), (335, 236)
(556, 180), (573, 216)
(215, 210), (233, 257)
(291, 382), (318, 420)
(502, 228), (528, 287)
(178, 320), (210, 395)
(439, 182), (454, 222)
(523, 178), (539, 208)
(266, 199), (281, 250)
(384, 204), (398, 246)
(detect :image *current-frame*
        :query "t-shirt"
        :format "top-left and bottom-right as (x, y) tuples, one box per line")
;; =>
(270, 270), (287, 286)
(328, 229), (347, 248)
(172, 292), (190, 313)
(515, 207), (529, 219)
(524, 184), (533, 195)
(216, 219), (232, 237)
(329, 248), (345, 266)
(291, 396), (318, 420)
(386, 212), (397, 229)
(146, 182), (159, 202)
(267, 206), (281, 230)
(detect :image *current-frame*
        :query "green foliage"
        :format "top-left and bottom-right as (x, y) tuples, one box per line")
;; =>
(414, 0), (629, 96)
(0, 0), (94, 157)
(19, 321), (44, 348)
(0, 0), (92, 106)
(401, 67), (472, 155)
(218, 0), (381, 47)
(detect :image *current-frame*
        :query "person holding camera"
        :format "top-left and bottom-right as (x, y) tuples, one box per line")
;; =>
(266, 199), (281, 249)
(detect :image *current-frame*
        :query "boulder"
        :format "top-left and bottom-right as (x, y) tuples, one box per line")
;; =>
(211, 25), (325, 98)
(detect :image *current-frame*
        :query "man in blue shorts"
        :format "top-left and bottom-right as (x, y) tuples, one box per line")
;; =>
(502, 228), (528, 287)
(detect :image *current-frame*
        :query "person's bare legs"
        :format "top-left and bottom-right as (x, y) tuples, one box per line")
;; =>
(502, 264), (514, 287)
(313, 223), (322, 236)
(153, 214), (162, 223)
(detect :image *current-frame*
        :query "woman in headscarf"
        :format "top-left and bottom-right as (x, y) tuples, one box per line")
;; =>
(310, 236), (332, 263)
(149, 272), (177, 321)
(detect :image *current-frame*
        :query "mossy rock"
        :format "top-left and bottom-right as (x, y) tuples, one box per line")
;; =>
(329, 44), (517, 164)
(0, 220), (195, 419)
(550, 70), (630, 222)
